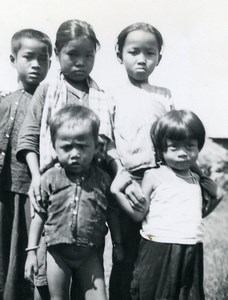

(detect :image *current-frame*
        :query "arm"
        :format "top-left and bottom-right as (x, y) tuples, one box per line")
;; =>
(107, 200), (124, 263)
(25, 151), (42, 215)
(24, 212), (45, 282)
(191, 163), (223, 217)
(111, 172), (149, 222)
(16, 84), (47, 163)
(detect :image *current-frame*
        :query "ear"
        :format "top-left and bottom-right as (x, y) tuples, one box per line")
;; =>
(48, 59), (52, 69)
(54, 48), (59, 62)
(116, 49), (123, 64)
(10, 54), (16, 67)
(157, 54), (162, 66)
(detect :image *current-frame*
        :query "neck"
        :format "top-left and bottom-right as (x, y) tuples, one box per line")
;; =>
(65, 77), (89, 92)
(128, 76), (149, 88)
(65, 167), (90, 183)
(168, 166), (191, 178)
(18, 81), (37, 95)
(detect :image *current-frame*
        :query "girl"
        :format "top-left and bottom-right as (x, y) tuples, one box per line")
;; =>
(108, 22), (173, 300)
(109, 22), (218, 300)
(111, 110), (222, 300)
(16, 19), (122, 299)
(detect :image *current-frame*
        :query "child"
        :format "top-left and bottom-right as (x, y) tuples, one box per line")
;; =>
(16, 19), (122, 298)
(109, 22), (218, 300)
(111, 110), (222, 300)
(0, 29), (52, 300)
(108, 22), (173, 300)
(24, 105), (113, 300)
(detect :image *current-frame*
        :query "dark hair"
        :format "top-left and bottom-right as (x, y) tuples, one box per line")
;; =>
(50, 105), (100, 146)
(11, 29), (52, 57)
(116, 22), (163, 60)
(55, 19), (100, 52)
(151, 110), (206, 162)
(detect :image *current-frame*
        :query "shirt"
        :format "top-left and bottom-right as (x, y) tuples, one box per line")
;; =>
(17, 78), (119, 171)
(141, 165), (204, 244)
(40, 164), (111, 248)
(0, 90), (32, 194)
(109, 82), (173, 172)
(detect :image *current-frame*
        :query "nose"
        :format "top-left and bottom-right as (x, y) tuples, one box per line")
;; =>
(177, 148), (188, 158)
(137, 53), (146, 64)
(70, 148), (80, 159)
(75, 57), (85, 67)
(31, 59), (40, 69)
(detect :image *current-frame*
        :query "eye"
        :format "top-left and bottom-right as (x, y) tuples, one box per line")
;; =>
(128, 49), (138, 55)
(86, 53), (95, 58)
(39, 55), (49, 62)
(62, 145), (72, 152)
(23, 55), (32, 60)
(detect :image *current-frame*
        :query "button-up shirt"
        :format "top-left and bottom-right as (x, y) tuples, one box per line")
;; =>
(39, 164), (111, 248)
(0, 90), (32, 193)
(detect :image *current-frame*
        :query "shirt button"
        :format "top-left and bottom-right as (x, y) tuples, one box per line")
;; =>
(5, 134), (10, 138)
(1, 152), (5, 156)
(73, 210), (77, 215)
(75, 196), (79, 202)
(10, 116), (14, 121)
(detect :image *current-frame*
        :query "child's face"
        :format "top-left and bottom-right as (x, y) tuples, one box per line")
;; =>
(11, 38), (50, 90)
(163, 139), (199, 175)
(56, 37), (95, 85)
(54, 120), (97, 175)
(121, 30), (161, 83)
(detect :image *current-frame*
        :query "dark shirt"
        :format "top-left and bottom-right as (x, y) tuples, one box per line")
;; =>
(40, 164), (111, 248)
(0, 90), (32, 194)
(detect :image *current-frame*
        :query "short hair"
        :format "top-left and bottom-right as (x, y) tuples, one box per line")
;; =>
(116, 22), (163, 60)
(50, 105), (100, 146)
(151, 110), (206, 162)
(55, 19), (100, 52)
(11, 29), (52, 57)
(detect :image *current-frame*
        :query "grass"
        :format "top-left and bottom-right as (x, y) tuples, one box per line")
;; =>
(204, 195), (228, 299)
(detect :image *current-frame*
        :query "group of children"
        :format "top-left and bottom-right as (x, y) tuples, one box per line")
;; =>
(0, 19), (222, 300)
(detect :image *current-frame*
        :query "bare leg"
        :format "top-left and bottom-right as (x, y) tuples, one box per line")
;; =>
(46, 251), (71, 300)
(77, 252), (107, 300)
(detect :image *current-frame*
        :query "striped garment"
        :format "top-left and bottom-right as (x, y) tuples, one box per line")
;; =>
(39, 73), (113, 173)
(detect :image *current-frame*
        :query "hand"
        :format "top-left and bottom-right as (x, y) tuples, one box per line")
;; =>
(202, 187), (224, 218)
(200, 175), (218, 198)
(112, 243), (124, 264)
(24, 251), (38, 282)
(28, 174), (42, 217)
(125, 181), (146, 212)
(111, 171), (132, 194)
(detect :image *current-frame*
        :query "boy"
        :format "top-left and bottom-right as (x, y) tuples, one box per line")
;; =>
(25, 105), (121, 300)
(0, 29), (52, 300)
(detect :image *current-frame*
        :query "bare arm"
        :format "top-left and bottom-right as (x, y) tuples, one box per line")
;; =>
(111, 172), (149, 222)
(25, 151), (42, 215)
(24, 212), (45, 282)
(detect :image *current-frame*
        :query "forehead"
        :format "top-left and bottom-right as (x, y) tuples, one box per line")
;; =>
(57, 119), (94, 139)
(17, 38), (49, 55)
(61, 37), (96, 52)
(124, 30), (159, 48)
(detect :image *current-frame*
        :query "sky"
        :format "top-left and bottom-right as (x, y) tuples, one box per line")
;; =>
(1, 0), (228, 137)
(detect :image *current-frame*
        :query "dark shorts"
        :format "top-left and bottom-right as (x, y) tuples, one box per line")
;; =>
(131, 239), (205, 300)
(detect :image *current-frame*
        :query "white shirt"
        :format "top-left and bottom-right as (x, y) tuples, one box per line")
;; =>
(109, 82), (173, 172)
(141, 165), (204, 244)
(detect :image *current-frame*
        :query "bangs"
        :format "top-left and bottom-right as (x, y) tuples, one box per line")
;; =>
(164, 123), (196, 143)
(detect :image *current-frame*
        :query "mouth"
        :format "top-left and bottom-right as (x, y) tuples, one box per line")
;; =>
(135, 67), (147, 71)
(29, 72), (40, 78)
